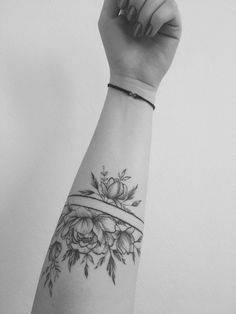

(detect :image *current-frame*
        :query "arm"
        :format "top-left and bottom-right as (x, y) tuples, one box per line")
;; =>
(32, 1), (181, 313)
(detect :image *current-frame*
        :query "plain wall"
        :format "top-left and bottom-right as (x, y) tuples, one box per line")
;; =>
(0, 0), (235, 313)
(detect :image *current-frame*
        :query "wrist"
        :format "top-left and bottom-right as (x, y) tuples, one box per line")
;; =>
(109, 73), (158, 106)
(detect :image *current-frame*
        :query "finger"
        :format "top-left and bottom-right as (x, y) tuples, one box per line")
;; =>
(100, 0), (120, 20)
(119, 9), (128, 17)
(157, 6), (182, 40)
(125, 0), (146, 22)
(146, 0), (181, 39)
(134, 0), (165, 36)
(117, 0), (129, 10)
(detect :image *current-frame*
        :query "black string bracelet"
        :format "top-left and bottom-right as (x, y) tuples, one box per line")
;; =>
(108, 83), (155, 111)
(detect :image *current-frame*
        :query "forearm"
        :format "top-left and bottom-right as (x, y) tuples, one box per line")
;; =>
(32, 0), (182, 310)
(32, 87), (153, 314)
(73, 86), (153, 216)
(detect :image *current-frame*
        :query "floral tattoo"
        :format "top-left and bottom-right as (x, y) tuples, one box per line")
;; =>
(78, 166), (142, 214)
(42, 167), (143, 297)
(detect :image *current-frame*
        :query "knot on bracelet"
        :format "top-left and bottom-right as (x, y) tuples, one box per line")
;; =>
(107, 83), (155, 111)
(128, 91), (137, 98)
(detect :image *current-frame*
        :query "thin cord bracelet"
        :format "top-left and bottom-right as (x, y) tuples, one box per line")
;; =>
(108, 83), (155, 111)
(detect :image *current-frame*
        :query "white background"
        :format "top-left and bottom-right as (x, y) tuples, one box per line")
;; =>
(0, 0), (235, 313)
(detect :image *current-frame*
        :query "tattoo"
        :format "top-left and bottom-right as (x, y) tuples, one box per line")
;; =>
(42, 167), (143, 297)
(79, 166), (142, 214)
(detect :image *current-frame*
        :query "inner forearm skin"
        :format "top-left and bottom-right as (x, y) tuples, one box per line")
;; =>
(32, 88), (153, 314)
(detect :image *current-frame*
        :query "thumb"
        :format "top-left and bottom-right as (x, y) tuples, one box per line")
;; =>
(100, 0), (120, 19)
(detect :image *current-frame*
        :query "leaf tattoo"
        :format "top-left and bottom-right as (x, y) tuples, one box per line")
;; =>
(91, 172), (99, 190)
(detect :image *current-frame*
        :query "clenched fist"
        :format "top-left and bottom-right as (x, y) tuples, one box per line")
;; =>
(98, 0), (182, 100)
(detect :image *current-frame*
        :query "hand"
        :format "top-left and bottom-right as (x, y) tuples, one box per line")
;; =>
(98, 0), (182, 98)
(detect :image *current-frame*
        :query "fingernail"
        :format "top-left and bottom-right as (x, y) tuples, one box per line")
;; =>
(133, 22), (142, 37)
(127, 6), (137, 21)
(145, 24), (153, 36)
(118, 0), (128, 9)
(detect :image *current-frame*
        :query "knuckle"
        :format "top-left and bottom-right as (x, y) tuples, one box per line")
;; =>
(151, 9), (163, 23)
(97, 17), (103, 30)
(136, 2), (154, 23)
(135, 0), (146, 9)
(127, 0), (138, 10)
(177, 16), (183, 34)
(97, 19), (106, 34)
(97, 13), (107, 30)
(168, 0), (178, 11)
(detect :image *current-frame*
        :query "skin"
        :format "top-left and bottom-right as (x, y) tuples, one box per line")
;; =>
(32, 1), (181, 313)
(99, 0), (182, 94)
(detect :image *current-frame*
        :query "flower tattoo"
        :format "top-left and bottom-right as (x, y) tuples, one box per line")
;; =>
(79, 167), (142, 214)
(42, 167), (143, 297)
